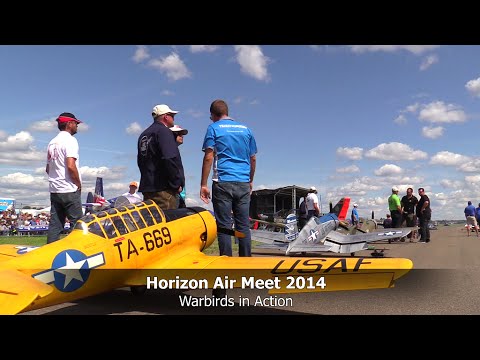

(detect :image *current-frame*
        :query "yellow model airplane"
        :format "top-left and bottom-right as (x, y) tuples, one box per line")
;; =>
(0, 200), (413, 314)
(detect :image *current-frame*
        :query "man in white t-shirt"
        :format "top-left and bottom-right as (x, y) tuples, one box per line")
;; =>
(305, 186), (320, 221)
(122, 181), (143, 204)
(46, 112), (84, 243)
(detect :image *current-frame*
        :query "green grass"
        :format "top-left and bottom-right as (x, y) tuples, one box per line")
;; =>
(0, 235), (48, 246)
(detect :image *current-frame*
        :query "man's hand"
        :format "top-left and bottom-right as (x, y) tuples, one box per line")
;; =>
(200, 186), (210, 204)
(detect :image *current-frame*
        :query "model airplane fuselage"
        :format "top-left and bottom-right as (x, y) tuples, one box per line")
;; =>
(0, 200), (413, 314)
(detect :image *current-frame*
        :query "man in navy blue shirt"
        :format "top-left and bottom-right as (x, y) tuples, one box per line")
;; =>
(464, 201), (479, 237)
(137, 104), (185, 210)
(200, 99), (257, 258)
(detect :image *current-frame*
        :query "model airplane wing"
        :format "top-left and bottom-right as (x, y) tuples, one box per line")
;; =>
(251, 229), (290, 243)
(126, 251), (413, 293)
(316, 227), (417, 254)
(0, 269), (53, 315)
(0, 244), (41, 261)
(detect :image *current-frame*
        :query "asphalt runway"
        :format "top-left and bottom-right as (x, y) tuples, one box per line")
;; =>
(22, 224), (480, 315)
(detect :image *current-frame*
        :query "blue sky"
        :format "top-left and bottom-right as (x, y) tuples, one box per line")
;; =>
(1, 45), (479, 220)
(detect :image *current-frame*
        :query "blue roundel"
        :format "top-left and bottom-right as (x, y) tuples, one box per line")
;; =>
(51, 250), (91, 292)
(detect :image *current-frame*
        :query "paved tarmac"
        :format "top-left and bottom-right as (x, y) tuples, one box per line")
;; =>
(22, 224), (480, 315)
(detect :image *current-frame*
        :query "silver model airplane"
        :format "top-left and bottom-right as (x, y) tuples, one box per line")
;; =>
(251, 199), (417, 257)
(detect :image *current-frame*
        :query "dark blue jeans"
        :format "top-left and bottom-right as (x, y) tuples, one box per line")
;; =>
(47, 190), (83, 244)
(212, 181), (251, 257)
(418, 215), (430, 242)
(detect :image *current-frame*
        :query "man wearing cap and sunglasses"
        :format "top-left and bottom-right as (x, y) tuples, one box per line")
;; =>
(137, 104), (185, 210)
(45, 112), (84, 243)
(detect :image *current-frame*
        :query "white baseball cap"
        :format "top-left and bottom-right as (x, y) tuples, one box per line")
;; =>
(392, 186), (399, 192)
(152, 104), (179, 118)
(353, 203), (358, 207)
(170, 124), (188, 135)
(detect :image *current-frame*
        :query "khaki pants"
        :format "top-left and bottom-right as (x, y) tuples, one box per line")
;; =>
(143, 190), (177, 210)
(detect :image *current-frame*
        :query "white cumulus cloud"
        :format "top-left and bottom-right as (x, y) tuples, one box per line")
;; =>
(430, 151), (470, 166)
(29, 119), (57, 132)
(466, 77), (480, 97)
(439, 179), (464, 189)
(336, 146), (363, 160)
(458, 158), (480, 173)
(234, 45), (270, 82)
(365, 142), (428, 161)
(133, 45), (150, 63)
(336, 165), (360, 173)
(348, 45), (440, 55)
(419, 101), (466, 123)
(419, 54), (438, 71)
(148, 52), (192, 81)
(422, 126), (444, 139)
(190, 45), (219, 53)
(126, 122), (143, 135)
(374, 164), (403, 176)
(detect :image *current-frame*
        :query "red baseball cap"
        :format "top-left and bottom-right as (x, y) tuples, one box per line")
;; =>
(56, 112), (82, 124)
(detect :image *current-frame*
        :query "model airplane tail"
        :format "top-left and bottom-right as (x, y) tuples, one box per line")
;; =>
(332, 197), (350, 221)
(95, 177), (104, 197)
(83, 177), (118, 214)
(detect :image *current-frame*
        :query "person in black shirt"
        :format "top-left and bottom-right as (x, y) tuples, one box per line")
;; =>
(401, 187), (418, 241)
(416, 187), (431, 243)
(298, 197), (308, 230)
(137, 104), (185, 210)
(383, 214), (393, 228)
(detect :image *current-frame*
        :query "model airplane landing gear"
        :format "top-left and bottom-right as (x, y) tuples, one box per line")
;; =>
(371, 249), (385, 257)
(130, 285), (147, 295)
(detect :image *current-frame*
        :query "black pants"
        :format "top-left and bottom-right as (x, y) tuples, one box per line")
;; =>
(418, 215), (430, 242)
(298, 217), (307, 230)
(391, 210), (402, 228)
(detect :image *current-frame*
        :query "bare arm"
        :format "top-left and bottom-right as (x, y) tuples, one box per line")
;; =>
(421, 200), (429, 212)
(249, 154), (256, 193)
(314, 202), (320, 215)
(66, 157), (81, 190)
(200, 149), (214, 204)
